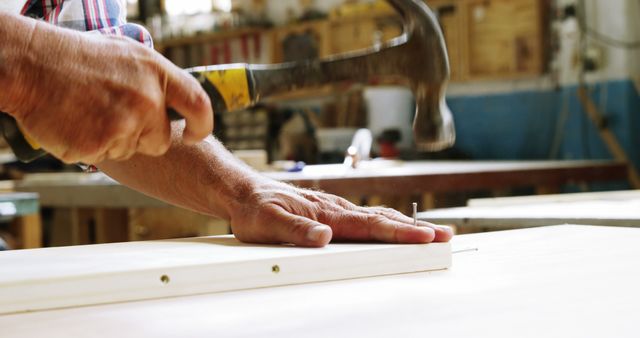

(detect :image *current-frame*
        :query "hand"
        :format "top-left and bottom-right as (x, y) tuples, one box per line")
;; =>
(227, 180), (453, 247)
(2, 16), (213, 163)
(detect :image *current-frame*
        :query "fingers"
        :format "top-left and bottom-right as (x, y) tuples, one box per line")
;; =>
(236, 206), (333, 248)
(164, 66), (213, 145)
(321, 210), (436, 244)
(364, 207), (453, 243)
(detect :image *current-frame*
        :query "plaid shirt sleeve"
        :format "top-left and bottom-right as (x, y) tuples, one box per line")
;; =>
(20, 0), (153, 48)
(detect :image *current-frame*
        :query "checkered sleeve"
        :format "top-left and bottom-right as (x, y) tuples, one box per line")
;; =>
(21, 0), (153, 48)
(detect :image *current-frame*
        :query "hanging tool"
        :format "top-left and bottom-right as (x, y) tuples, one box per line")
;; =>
(1, 0), (454, 162)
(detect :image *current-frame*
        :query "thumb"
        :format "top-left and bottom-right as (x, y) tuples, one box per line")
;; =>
(165, 67), (213, 144)
(270, 209), (333, 247)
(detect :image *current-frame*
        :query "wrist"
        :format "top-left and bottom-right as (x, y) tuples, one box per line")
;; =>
(196, 141), (270, 219)
(209, 165), (266, 221)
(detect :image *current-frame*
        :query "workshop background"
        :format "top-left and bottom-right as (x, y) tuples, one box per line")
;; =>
(1, 0), (638, 250)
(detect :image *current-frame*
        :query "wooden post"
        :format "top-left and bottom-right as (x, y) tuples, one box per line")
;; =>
(94, 208), (129, 244)
(577, 87), (640, 189)
(12, 213), (42, 249)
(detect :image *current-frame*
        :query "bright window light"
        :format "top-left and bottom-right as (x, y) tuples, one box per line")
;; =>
(165, 0), (213, 16)
(213, 0), (232, 13)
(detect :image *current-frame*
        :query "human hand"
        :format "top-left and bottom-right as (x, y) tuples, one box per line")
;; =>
(227, 180), (453, 247)
(2, 16), (212, 163)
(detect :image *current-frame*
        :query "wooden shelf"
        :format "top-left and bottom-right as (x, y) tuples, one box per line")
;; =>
(154, 27), (265, 53)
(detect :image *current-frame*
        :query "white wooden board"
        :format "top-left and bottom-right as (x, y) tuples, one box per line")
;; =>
(467, 189), (640, 207)
(3, 226), (640, 338)
(0, 236), (451, 315)
(419, 198), (640, 228)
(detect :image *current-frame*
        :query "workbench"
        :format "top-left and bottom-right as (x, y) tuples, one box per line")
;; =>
(15, 160), (628, 206)
(2, 225), (638, 337)
(419, 189), (640, 232)
(11, 160), (629, 246)
(266, 159), (628, 196)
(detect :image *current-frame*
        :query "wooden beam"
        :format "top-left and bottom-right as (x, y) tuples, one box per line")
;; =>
(577, 87), (640, 189)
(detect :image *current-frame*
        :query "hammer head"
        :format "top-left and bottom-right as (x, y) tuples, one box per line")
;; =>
(387, 0), (455, 151)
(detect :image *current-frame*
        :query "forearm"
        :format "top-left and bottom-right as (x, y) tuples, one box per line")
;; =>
(97, 122), (266, 220)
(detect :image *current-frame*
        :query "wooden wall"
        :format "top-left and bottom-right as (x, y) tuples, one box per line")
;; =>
(427, 0), (549, 81)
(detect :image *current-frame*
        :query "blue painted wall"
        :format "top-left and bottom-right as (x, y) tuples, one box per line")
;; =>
(447, 80), (640, 172)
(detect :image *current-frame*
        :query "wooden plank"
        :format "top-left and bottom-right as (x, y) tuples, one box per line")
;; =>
(2, 226), (639, 338)
(468, 189), (640, 207)
(420, 197), (640, 229)
(0, 237), (451, 315)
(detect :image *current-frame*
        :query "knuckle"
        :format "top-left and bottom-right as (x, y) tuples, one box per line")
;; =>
(104, 116), (137, 137)
(192, 89), (211, 110)
(383, 207), (402, 217)
(368, 214), (388, 225)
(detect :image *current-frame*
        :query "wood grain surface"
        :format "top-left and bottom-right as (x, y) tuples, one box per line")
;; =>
(0, 236), (451, 315)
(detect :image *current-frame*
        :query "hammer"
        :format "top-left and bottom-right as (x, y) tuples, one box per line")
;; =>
(0, 0), (454, 162)
(174, 0), (454, 152)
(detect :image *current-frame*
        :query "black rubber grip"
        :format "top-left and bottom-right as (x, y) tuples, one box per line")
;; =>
(167, 108), (184, 121)
(0, 113), (47, 163)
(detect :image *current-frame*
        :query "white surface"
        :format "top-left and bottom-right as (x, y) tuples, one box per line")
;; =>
(468, 189), (640, 207)
(0, 236), (450, 315)
(2, 225), (639, 337)
(420, 190), (640, 228)
(266, 159), (619, 180)
(364, 86), (415, 149)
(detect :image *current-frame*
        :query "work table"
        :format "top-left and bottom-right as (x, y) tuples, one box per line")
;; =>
(420, 189), (640, 231)
(2, 225), (639, 337)
(5, 159), (630, 247)
(14, 159), (629, 207)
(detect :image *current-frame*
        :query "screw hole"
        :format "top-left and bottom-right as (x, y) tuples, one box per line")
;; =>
(160, 275), (170, 284)
(271, 265), (280, 274)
